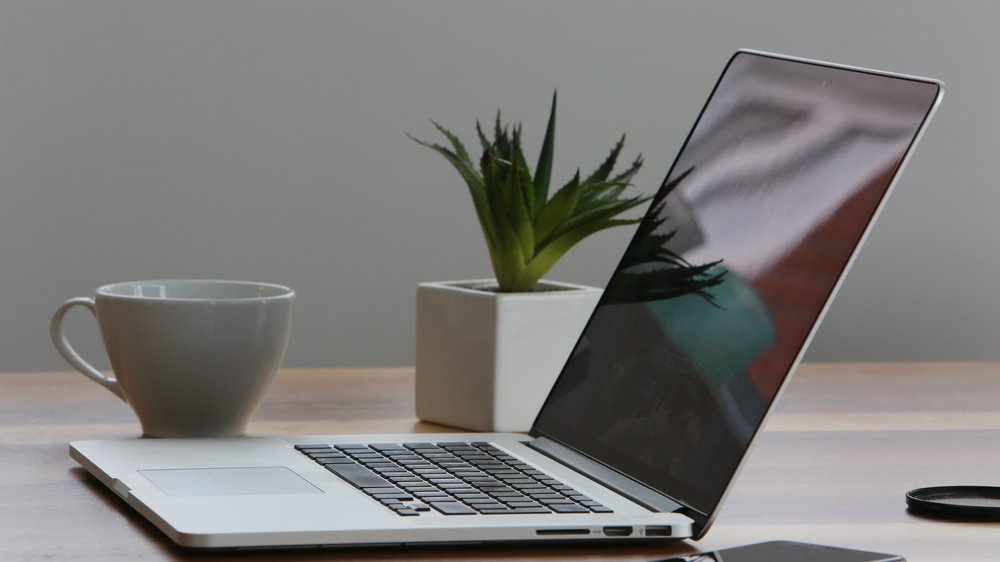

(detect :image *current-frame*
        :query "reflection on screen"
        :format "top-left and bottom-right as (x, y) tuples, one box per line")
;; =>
(533, 52), (940, 515)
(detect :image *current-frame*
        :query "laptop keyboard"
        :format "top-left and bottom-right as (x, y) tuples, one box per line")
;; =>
(295, 441), (613, 517)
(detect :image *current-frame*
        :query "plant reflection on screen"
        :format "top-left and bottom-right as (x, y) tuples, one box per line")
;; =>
(603, 168), (726, 306)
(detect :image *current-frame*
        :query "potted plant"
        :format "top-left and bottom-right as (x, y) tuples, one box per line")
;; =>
(409, 93), (650, 432)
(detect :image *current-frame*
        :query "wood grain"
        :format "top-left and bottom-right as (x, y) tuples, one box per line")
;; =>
(2, 363), (999, 561)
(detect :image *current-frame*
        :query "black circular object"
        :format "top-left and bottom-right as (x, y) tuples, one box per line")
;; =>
(906, 486), (1000, 521)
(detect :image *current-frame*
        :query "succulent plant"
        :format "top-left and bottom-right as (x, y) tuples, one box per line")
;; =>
(409, 92), (651, 292)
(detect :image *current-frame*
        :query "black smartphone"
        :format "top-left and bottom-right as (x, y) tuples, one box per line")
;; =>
(657, 540), (905, 562)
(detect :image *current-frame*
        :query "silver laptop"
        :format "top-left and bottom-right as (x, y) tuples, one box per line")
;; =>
(70, 50), (942, 549)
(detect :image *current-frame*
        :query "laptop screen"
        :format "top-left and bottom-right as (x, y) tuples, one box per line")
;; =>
(532, 51), (940, 516)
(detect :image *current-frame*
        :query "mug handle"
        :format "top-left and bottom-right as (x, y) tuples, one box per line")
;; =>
(50, 297), (126, 401)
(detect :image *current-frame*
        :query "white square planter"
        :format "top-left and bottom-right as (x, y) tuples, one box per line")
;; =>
(415, 279), (601, 433)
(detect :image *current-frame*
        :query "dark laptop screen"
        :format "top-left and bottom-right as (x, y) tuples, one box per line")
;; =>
(533, 52), (940, 516)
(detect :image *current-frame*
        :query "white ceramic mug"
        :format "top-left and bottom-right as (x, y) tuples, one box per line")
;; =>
(50, 280), (295, 438)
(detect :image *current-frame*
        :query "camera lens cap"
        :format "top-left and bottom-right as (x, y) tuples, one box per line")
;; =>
(906, 486), (1000, 521)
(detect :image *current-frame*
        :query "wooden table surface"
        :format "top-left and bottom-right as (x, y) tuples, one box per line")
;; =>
(3, 363), (1000, 561)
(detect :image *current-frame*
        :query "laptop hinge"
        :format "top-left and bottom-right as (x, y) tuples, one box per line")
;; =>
(526, 437), (685, 514)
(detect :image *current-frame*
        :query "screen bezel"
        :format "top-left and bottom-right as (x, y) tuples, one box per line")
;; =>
(528, 49), (943, 538)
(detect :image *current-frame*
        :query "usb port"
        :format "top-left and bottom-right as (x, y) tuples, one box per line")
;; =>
(602, 526), (632, 537)
(644, 526), (672, 537)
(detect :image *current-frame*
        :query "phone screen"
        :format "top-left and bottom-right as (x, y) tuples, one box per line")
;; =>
(658, 541), (904, 562)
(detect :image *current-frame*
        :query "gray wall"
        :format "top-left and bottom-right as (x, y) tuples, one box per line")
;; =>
(2, 0), (996, 372)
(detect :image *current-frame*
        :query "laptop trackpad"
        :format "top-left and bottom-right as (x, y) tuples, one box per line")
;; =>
(139, 467), (322, 497)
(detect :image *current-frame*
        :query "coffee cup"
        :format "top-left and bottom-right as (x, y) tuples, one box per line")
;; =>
(50, 280), (294, 437)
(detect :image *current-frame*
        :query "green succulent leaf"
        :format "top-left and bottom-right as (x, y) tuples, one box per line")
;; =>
(578, 179), (629, 203)
(584, 135), (625, 184)
(534, 170), (580, 245)
(503, 137), (535, 261)
(511, 127), (535, 219)
(476, 119), (492, 154)
(610, 154), (644, 185)
(431, 120), (472, 165)
(533, 92), (557, 213)
(541, 195), (649, 249)
(481, 150), (506, 252)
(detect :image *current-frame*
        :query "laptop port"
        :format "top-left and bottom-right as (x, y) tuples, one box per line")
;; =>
(535, 529), (591, 536)
(644, 526), (672, 537)
(602, 526), (633, 537)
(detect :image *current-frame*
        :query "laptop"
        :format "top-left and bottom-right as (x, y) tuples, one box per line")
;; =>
(70, 50), (943, 549)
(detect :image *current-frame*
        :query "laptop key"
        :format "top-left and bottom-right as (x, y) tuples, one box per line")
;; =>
(428, 479), (463, 486)
(373, 493), (413, 501)
(512, 484), (548, 491)
(476, 507), (513, 514)
(308, 451), (348, 458)
(413, 492), (448, 499)
(318, 458), (356, 465)
(468, 500), (504, 510)
(427, 501), (476, 515)
(400, 485), (437, 493)
(455, 453), (492, 462)
(526, 492), (563, 500)
(352, 455), (385, 462)
(497, 475), (530, 483)
(362, 486), (403, 495)
(294, 444), (332, 450)
(506, 501), (543, 508)
(326, 464), (393, 489)
(463, 497), (501, 505)
(394, 508), (420, 516)
(493, 495), (528, 502)
(549, 504), (589, 513)
(511, 507), (551, 514)
(452, 493), (490, 499)
(540, 498), (576, 505)
(465, 477), (501, 484)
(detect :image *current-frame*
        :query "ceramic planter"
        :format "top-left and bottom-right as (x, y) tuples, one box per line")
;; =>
(415, 279), (601, 432)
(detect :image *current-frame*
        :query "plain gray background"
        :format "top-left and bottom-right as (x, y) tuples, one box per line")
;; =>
(2, 1), (996, 372)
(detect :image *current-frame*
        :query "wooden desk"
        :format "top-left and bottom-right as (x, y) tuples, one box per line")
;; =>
(3, 363), (999, 561)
